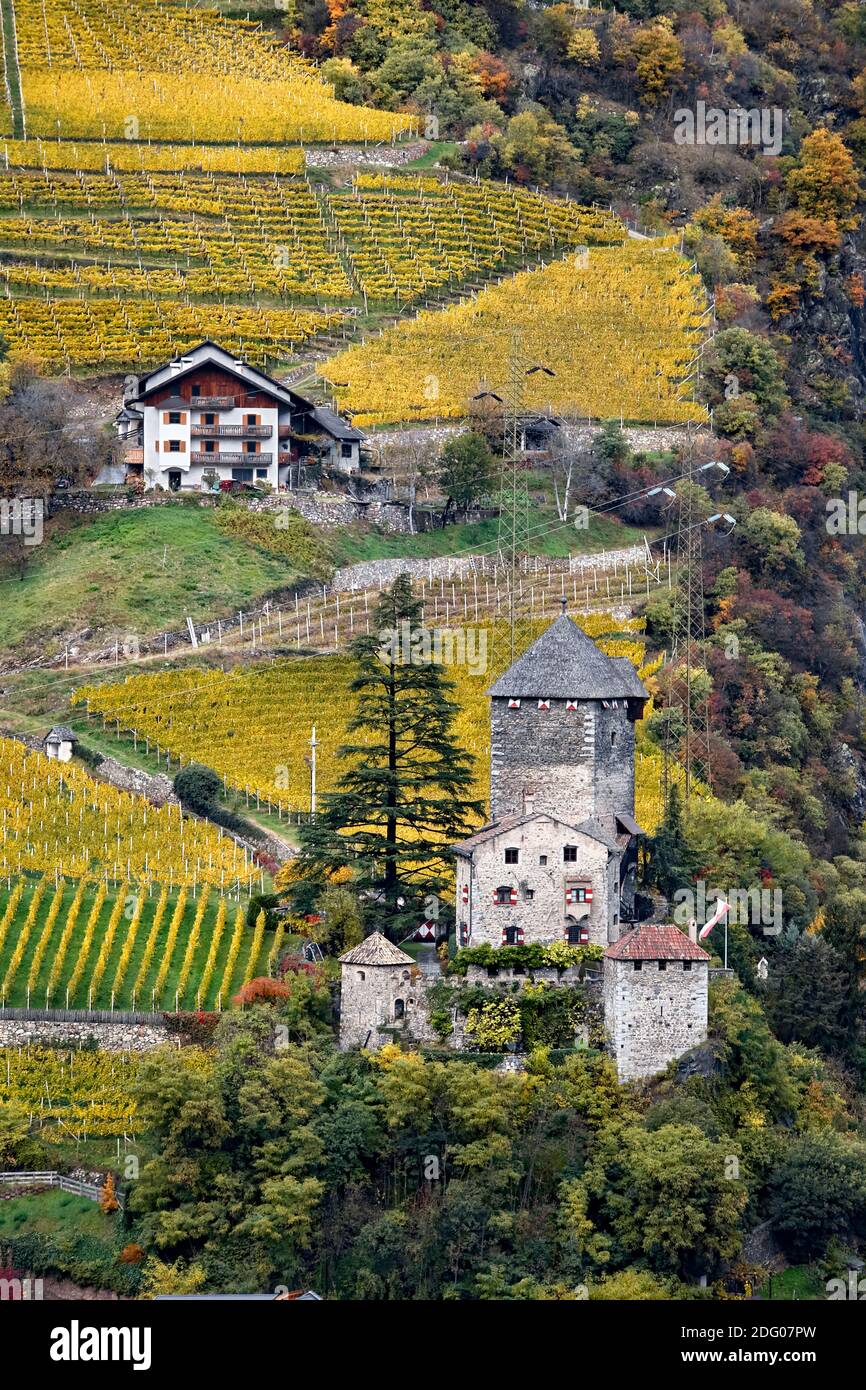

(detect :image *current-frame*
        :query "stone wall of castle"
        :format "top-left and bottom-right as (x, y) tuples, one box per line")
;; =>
(489, 698), (635, 831)
(339, 961), (428, 1049)
(456, 818), (617, 949)
(603, 957), (708, 1080)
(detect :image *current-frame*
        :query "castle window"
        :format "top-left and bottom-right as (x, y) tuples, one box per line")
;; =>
(633, 961), (642, 971)
(563, 846), (578, 862)
(504, 848), (519, 864)
(394, 999), (405, 1019)
(658, 961), (667, 971)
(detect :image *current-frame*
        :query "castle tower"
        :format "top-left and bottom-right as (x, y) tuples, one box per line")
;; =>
(452, 610), (649, 951)
(485, 611), (647, 837)
(603, 924), (710, 1080)
(338, 932), (418, 1050)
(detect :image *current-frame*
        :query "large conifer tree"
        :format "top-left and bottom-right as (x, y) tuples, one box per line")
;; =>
(296, 575), (484, 938)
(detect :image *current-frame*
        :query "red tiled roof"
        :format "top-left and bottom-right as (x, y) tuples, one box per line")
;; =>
(604, 924), (710, 961)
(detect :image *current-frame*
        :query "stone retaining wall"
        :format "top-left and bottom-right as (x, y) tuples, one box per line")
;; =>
(0, 1019), (173, 1051)
(88, 755), (178, 807)
(305, 142), (428, 169)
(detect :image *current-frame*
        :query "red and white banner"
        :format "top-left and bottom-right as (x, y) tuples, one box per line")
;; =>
(699, 898), (730, 940)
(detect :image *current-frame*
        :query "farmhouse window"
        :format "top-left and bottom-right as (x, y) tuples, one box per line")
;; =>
(504, 848), (519, 864)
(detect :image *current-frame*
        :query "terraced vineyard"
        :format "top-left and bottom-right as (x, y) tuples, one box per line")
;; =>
(13, 0), (414, 143)
(0, 875), (273, 1009)
(0, 161), (623, 370)
(0, 736), (256, 888)
(75, 615), (670, 833)
(325, 237), (709, 426)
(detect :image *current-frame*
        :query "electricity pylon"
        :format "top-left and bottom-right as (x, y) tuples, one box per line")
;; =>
(662, 446), (714, 813)
(477, 333), (554, 665)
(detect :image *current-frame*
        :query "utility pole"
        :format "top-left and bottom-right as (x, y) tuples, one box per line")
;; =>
(307, 725), (318, 817)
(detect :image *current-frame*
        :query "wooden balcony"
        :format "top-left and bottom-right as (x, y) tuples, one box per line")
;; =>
(190, 424), (272, 438)
(191, 451), (273, 465)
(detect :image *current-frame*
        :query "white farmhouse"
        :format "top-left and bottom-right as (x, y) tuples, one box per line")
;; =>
(117, 341), (365, 492)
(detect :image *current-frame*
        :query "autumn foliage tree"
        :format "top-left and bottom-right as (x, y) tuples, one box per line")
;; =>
(785, 128), (860, 232)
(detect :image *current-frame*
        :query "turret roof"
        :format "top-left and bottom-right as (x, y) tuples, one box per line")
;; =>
(604, 924), (710, 961)
(339, 931), (414, 967)
(486, 613), (648, 702)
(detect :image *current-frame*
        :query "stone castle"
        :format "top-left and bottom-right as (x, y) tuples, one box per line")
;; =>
(339, 609), (709, 1080)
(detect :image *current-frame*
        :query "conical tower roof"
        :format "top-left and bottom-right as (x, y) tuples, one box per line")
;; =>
(486, 613), (648, 702)
(339, 931), (414, 967)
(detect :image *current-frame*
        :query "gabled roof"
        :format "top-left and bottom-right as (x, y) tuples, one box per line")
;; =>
(310, 404), (365, 442)
(452, 811), (620, 857)
(604, 924), (710, 961)
(339, 931), (414, 966)
(131, 341), (296, 409)
(486, 613), (648, 702)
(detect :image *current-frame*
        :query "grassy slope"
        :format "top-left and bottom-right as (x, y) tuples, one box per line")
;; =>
(0, 1191), (118, 1242)
(328, 509), (644, 566)
(0, 506), (298, 662)
(0, 498), (644, 665)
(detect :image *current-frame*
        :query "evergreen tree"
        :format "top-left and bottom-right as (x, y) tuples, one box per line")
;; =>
(649, 785), (697, 901)
(296, 575), (484, 939)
